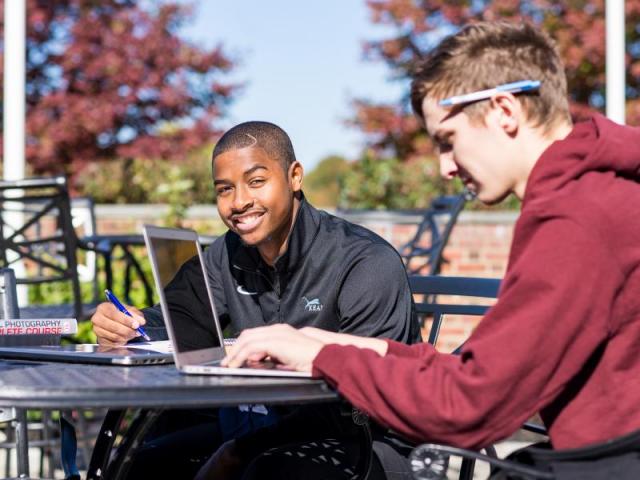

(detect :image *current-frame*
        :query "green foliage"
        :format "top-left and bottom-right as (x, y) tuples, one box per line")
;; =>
(77, 147), (214, 204)
(339, 154), (452, 209)
(304, 155), (350, 207)
(339, 152), (523, 210)
(77, 147), (215, 226)
(151, 167), (196, 227)
(74, 319), (98, 344)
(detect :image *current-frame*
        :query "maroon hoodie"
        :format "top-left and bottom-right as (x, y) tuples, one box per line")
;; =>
(313, 115), (640, 450)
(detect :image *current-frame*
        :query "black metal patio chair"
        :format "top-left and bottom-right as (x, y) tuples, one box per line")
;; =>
(0, 176), (105, 320)
(400, 194), (467, 275)
(409, 274), (500, 349)
(405, 275), (503, 479)
(410, 426), (640, 480)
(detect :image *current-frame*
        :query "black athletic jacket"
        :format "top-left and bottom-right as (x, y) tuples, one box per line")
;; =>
(143, 195), (420, 345)
(141, 195), (419, 462)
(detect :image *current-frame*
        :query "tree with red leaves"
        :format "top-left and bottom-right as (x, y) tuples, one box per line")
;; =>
(0, 0), (237, 184)
(348, 0), (640, 204)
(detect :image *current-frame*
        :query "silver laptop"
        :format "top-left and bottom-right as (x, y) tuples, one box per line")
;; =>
(143, 225), (311, 378)
(0, 343), (173, 365)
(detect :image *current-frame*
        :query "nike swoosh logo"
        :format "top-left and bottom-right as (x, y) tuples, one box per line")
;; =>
(236, 285), (258, 296)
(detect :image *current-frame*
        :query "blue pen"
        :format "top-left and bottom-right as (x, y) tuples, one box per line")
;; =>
(439, 80), (541, 107)
(104, 289), (150, 341)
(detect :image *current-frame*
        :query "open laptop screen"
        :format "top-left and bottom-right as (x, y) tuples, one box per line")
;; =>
(146, 236), (223, 353)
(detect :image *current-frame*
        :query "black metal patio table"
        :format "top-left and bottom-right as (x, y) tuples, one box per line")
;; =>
(0, 359), (337, 479)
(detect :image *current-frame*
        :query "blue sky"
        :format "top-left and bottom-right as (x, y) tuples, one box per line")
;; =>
(179, 0), (406, 171)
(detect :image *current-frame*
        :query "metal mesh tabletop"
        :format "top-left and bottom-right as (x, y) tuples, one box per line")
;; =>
(0, 360), (337, 409)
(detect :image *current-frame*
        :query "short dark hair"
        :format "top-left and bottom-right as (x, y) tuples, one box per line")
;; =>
(410, 21), (571, 133)
(212, 121), (297, 172)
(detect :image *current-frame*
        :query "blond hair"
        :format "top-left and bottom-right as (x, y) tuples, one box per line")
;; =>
(410, 21), (571, 132)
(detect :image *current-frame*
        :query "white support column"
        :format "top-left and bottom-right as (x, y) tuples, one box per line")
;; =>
(605, 0), (626, 124)
(3, 0), (28, 308)
(4, 0), (27, 180)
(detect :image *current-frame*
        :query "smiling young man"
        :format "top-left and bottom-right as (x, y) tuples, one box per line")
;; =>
(91, 121), (420, 478)
(92, 122), (418, 345)
(214, 140), (300, 265)
(221, 22), (640, 478)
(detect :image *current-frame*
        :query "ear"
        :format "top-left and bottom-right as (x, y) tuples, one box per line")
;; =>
(288, 161), (304, 192)
(489, 92), (521, 135)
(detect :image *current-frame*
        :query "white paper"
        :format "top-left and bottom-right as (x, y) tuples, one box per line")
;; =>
(129, 340), (174, 354)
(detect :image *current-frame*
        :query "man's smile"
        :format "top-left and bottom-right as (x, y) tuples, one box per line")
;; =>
(231, 211), (266, 234)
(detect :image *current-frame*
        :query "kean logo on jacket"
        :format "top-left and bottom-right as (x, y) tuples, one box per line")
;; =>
(302, 296), (323, 312)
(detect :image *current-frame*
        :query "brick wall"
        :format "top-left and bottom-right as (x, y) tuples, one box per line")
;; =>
(94, 205), (518, 348)
(334, 210), (517, 278)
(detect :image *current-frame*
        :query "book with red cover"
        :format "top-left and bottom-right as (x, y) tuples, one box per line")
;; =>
(0, 318), (77, 336)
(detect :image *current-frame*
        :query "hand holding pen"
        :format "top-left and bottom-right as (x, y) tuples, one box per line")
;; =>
(104, 289), (151, 341)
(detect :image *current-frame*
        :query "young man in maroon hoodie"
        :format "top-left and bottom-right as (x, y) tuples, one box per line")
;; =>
(220, 21), (640, 478)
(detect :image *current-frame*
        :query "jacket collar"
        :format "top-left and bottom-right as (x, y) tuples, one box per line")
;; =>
(230, 193), (321, 275)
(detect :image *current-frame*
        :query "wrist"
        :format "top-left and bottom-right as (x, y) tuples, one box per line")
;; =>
(371, 338), (389, 356)
(353, 337), (388, 355)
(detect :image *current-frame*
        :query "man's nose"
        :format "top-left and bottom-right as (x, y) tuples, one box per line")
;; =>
(232, 185), (253, 211)
(439, 153), (458, 180)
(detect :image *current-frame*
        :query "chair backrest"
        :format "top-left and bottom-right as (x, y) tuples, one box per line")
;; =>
(401, 194), (466, 275)
(409, 275), (501, 350)
(0, 176), (84, 319)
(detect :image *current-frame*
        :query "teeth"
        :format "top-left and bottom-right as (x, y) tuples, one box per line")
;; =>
(237, 214), (259, 224)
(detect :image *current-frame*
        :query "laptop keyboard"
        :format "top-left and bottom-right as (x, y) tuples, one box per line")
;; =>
(197, 358), (278, 370)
